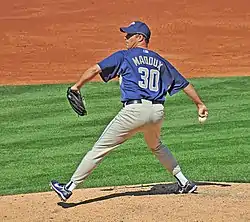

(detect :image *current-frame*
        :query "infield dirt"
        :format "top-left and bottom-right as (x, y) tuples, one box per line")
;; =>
(0, 0), (250, 86)
(0, 0), (250, 221)
(1, 183), (250, 222)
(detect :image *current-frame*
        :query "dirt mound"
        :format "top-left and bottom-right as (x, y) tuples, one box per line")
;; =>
(1, 182), (250, 222)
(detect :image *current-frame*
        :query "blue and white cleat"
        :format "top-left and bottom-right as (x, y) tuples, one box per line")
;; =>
(50, 180), (72, 201)
(176, 181), (197, 194)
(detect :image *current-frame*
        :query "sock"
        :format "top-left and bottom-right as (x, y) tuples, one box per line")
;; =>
(174, 171), (188, 186)
(65, 181), (77, 192)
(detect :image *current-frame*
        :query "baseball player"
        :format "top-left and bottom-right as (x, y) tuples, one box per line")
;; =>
(50, 21), (208, 201)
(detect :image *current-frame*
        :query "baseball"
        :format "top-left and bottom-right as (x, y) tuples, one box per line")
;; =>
(198, 115), (207, 124)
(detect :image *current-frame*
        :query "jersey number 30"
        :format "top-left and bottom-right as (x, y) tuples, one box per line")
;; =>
(138, 67), (160, 92)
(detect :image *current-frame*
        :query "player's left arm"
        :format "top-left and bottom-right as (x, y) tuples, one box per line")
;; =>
(71, 64), (101, 91)
(71, 51), (124, 91)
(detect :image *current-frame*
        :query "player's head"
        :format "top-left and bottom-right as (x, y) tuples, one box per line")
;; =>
(120, 21), (151, 49)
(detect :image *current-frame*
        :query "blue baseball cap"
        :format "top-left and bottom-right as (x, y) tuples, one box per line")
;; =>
(120, 21), (151, 40)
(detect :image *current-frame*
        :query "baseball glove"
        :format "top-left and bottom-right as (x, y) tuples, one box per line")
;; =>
(66, 87), (87, 116)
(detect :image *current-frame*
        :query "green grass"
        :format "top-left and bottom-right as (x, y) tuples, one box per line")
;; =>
(0, 76), (250, 195)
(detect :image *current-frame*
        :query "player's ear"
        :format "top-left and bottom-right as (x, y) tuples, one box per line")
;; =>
(137, 34), (145, 42)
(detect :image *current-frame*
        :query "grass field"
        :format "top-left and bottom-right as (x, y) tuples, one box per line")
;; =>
(0, 76), (250, 196)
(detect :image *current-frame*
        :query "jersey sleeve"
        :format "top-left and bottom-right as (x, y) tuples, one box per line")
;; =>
(97, 51), (124, 82)
(166, 62), (189, 96)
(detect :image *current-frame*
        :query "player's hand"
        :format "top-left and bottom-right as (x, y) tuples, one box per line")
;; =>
(67, 87), (87, 116)
(70, 85), (80, 92)
(197, 104), (208, 117)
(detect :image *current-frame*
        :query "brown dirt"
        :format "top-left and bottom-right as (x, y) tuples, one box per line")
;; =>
(1, 0), (250, 221)
(1, 182), (250, 222)
(0, 0), (250, 85)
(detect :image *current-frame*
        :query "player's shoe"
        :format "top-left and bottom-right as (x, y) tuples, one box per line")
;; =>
(176, 181), (197, 194)
(50, 180), (72, 201)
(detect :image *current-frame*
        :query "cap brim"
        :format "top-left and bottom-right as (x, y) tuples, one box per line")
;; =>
(120, 27), (136, 34)
(120, 27), (149, 39)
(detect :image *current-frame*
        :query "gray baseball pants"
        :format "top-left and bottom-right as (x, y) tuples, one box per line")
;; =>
(71, 99), (180, 185)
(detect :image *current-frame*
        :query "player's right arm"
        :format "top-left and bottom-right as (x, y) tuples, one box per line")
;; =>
(165, 60), (208, 118)
(183, 84), (208, 118)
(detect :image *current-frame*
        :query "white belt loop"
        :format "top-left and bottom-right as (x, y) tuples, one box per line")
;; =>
(141, 99), (153, 104)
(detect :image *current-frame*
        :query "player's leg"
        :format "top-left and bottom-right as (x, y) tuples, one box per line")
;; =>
(62, 104), (148, 193)
(143, 105), (197, 193)
(69, 117), (137, 185)
(50, 108), (141, 201)
(143, 125), (196, 193)
(143, 121), (180, 174)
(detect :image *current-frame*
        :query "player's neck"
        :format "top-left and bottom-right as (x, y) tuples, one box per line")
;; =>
(136, 45), (148, 49)
(133, 42), (148, 49)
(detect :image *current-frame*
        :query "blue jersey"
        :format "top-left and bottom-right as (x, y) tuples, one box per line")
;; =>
(98, 48), (189, 102)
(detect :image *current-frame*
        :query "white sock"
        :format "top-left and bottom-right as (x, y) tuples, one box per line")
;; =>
(174, 171), (188, 186)
(65, 181), (77, 192)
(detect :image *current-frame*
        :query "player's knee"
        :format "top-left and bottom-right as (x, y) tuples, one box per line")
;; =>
(150, 143), (164, 152)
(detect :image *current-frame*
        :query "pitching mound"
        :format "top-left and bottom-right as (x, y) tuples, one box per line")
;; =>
(1, 182), (250, 221)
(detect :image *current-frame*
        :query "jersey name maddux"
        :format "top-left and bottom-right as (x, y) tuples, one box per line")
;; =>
(98, 47), (189, 102)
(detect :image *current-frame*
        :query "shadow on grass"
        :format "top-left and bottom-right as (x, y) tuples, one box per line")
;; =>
(57, 181), (230, 209)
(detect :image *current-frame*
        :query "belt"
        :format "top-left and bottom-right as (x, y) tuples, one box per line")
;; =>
(123, 99), (164, 107)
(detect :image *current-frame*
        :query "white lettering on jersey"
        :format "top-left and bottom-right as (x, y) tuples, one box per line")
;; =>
(139, 56), (145, 64)
(132, 56), (163, 71)
(132, 57), (140, 66)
